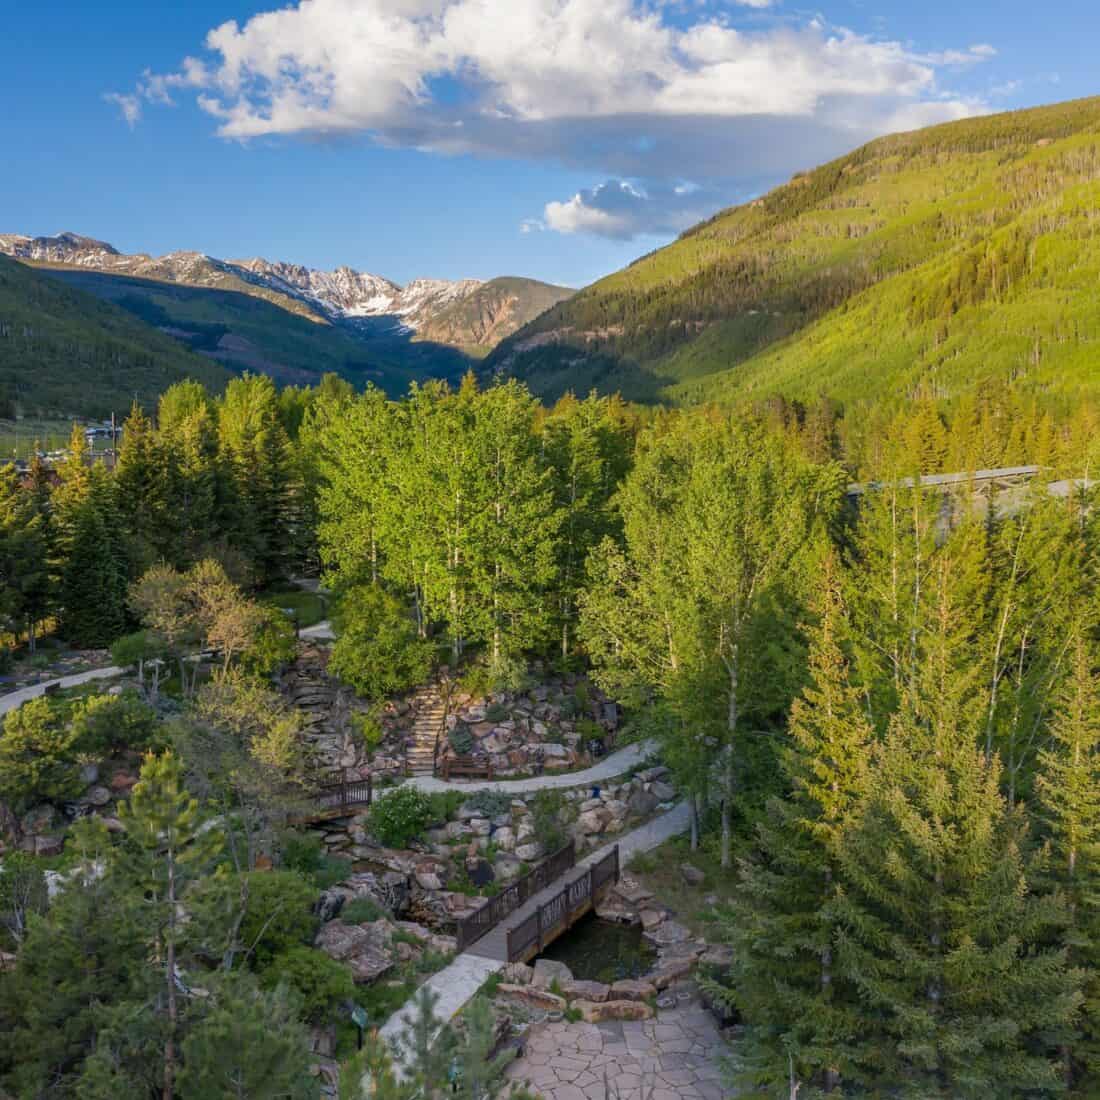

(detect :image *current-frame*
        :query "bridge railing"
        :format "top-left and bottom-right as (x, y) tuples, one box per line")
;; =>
(314, 774), (373, 814)
(506, 844), (620, 963)
(455, 840), (576, 952)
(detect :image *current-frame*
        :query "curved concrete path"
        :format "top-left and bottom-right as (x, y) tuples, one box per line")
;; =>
(0, 666), (124, 717)
(378, 800), (692, 1067)
(399, 738), (657, 797)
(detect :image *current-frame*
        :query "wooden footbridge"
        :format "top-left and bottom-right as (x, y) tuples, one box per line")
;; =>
(458, 840), (621, 963)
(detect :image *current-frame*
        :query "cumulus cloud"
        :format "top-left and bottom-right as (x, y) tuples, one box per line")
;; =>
(113, 0), (995, 238)
(544, 180), (732, 239)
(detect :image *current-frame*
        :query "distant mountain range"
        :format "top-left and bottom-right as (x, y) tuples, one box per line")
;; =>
(487, 95), (1100, 412)
(0, 232), (574, 406)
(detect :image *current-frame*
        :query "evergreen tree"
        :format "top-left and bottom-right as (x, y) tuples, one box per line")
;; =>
(119, 752), (223, 1100)
(217, 373), (297, 586)
(176, 975), (317, 1100)
(0, 463), (50, 650)
(1037, 632), (1100, 1088)
(832, 699), (1080, 1097)
(707, 554), (872, 1095)
(58, 469), (128, 647)
(0, 823), (146, 1098)
(114, 399), (171, 572)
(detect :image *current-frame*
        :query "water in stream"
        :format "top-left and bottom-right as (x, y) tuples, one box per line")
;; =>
(536, 913), (656, 984)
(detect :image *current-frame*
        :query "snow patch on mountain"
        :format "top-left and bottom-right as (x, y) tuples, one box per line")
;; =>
(0, 231), (487, 332)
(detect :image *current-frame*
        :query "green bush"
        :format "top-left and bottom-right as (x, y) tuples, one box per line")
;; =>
(237, 871), (320, 968)
(0, 696), (82, 811)
(366, 785), (434, 848)
(261, 946), (356, 1023)
(70, 692), (160, 757)
(488, 653), (529, 693)
(484, 702), (508, 723)
(352, 706), (385, 754)
(426, 789), (465, 822)
(448, 725), (474, 755)
(341, 897), (386, 923)
(577, 718), (604, 746)
(329, 586), (434, 700)
(531, 790), (567, 853)
(279, 831), (353, 890)
(465, 790), (513, 818)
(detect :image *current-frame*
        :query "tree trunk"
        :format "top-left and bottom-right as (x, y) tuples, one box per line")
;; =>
(164, 848), (177, 1100)
(721, 641), (738, 869)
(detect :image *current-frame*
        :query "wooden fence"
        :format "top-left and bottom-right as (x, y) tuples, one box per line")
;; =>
(506, 844), (620, 963)
(455, 840), (576, 952)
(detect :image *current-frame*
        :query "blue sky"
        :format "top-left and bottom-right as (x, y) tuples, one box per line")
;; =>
(2, 0), (1092, 288)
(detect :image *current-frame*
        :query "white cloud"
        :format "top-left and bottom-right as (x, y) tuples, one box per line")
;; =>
(104, 92), (142, 128)
(116, 0), (996, 238)
(544, 179), (730, 239)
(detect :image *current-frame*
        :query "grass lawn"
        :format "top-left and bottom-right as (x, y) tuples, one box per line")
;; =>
(625, 834), (735, 939)
(0, 418), (78, 461)
(262, 589), (327, 629)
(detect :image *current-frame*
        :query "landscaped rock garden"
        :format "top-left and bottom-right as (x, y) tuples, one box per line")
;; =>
(304, 764), (681, 926)
(440, 674), (622, 777)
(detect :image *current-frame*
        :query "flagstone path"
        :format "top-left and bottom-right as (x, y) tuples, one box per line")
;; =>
(503, 996), (731, 1100)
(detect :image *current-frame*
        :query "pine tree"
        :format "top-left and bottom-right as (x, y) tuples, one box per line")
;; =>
(1037, 632), (1100, 1089)
(217, 374), (296, 586)
(114, 399), (171, 573)
(832, 699), (1080, 1097)
(119, 752), (223, 1100)
(176, 974), (317, 1100)
(0, 464), (50, 650)
(706, 554), (872, 1095)
(57, 470), (128, 647)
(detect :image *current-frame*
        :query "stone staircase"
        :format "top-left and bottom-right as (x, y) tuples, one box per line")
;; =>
(404, 686), (447, 776)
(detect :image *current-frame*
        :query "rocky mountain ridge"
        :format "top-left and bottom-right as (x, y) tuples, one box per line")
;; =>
(0, 231), (568, 340)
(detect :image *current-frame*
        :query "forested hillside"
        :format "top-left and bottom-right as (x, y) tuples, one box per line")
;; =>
(0, 255), (231, 417)
(490, 96), (1100, 416)
(43, 270), (466, 398)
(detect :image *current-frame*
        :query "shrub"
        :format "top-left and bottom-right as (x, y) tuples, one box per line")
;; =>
(0, 696), (82, 811)
(465, 790), (512, 819)
(448, 725), (474, 755)
(426, 790), (465, 822)
(577, 718), (604, 747)
(237, 871), (320, 968)
(70, 692), (160, 757)
(531, 790), (567, 852)
(488, 653), (529, 693)
(341, 897), (386, 923)
(353, 706), (385, 754)
(241, 607), (297, 676)
(329, 586), (434, 700)
(261, 946), (356, 1023)
(366, 785), (434, 848)
(484, 702), (508, 723)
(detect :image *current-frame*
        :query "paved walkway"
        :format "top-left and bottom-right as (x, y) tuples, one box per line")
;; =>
(377, 801), (692, 1065)
(399, 738), (658, 796)
(0, 666), (124, 717)
(504, 998), (728, 1100)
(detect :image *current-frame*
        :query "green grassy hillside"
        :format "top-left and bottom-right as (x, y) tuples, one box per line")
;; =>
(416, 276), (574, 356)
(44, 269), (471, 397)
(488, 96), (1100, 414)
(0, 254), (232, 418)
